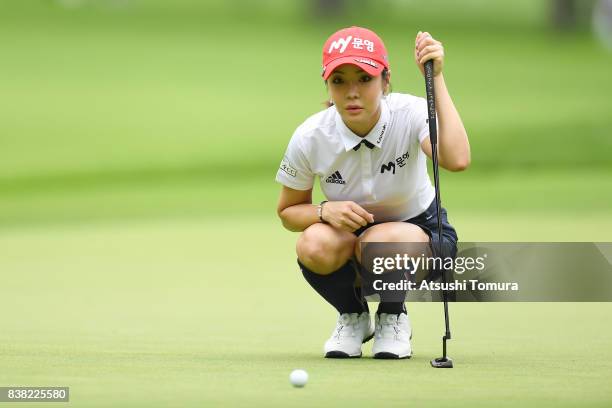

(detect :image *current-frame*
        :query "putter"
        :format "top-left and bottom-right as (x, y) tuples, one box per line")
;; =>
(424, 59), (454, 368)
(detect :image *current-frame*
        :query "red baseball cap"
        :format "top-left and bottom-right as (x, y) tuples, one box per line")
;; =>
(322, 26), (389, 80)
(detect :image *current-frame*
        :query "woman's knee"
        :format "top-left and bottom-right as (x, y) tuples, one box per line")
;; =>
(355, 222), (429, 261)
(360, 222), (429, 243)
(296, 224), (355, 274)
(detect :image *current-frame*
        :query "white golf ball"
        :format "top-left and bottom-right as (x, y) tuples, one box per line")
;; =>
(289, 369), (308, 387)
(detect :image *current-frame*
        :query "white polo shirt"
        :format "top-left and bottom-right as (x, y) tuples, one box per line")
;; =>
(276, 92), (435, 222)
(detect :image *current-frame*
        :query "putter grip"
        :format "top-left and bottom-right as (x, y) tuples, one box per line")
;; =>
(424, 60), (437, 145)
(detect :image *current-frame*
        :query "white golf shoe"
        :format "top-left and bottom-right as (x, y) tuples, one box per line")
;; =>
(372, 313), (412, 359)
(324, 312), (374, 358)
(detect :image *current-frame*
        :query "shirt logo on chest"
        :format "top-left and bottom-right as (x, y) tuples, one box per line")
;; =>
(380, 150), (410, 175)
(325, 170), (346, 184)
(381, 161), (396, 175)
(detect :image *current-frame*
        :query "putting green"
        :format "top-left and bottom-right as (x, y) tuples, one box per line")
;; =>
(1, 216), (611, 407)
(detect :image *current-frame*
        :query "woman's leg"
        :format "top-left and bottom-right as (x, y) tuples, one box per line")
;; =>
(354, 222), (429, 359)
(355, 222), (430, 315)
(297, 223), (367, 314)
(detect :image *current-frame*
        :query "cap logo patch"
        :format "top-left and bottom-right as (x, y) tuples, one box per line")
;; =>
(328, 36), (353, 54)
(328, 36), (375, 54)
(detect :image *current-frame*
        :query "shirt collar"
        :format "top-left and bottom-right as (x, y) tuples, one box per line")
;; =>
(336, 98), (390, 152)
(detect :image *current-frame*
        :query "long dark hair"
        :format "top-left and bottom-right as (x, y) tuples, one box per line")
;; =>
(324, 68), (391, 108)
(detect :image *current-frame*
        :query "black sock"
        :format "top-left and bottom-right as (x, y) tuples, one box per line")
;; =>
(354, 286), (369, 313)
(376, 302), (407, 316)
(299, 259), (367, 314)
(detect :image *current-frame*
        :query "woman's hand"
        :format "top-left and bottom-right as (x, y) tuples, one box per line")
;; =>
(414, 31), (444, 77)
(321, 201), (375, 232)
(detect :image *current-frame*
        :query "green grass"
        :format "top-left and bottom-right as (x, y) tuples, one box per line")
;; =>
(0, 1), (611, 185)
(1, 169), (610, 228)
(1, 217), (611, 407)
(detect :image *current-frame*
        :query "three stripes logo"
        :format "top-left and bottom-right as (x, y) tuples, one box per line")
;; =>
(325, 170), (346, 184)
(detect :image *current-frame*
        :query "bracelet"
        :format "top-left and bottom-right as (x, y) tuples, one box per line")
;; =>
(317, 200), (329, 223)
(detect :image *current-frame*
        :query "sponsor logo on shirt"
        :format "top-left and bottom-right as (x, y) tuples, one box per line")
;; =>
(325, 170), (346, 184)
(395, 150), (409, 168)
(380, 150), (410, 175)
(280, 157), (297, 177)
(376, 123), (387, 144)
(381, 161), (396, 175)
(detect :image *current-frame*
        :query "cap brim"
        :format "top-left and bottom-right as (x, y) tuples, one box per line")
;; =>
(322, 56), (384, 80)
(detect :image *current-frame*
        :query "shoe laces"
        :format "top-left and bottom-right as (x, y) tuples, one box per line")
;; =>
(332, 313), (360, 340)
(377, 314), (406, 341)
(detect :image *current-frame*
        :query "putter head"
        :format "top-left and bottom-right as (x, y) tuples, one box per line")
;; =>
(430, 357), (453, 368)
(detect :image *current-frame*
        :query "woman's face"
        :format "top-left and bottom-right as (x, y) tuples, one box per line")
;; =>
(327, 64), (387, 136)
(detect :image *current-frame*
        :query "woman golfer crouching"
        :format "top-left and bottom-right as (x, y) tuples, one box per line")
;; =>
(276, 26), (470, 359)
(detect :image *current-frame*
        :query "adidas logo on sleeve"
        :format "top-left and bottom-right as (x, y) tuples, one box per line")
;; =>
(325, 171), (346, 184)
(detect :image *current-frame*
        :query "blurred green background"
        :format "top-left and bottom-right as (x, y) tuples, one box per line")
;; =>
(1, 1), (612, 406)
(1, 0), (611, 226)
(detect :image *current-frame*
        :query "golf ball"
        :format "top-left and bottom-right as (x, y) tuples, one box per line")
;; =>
(289, 369), (308, 387)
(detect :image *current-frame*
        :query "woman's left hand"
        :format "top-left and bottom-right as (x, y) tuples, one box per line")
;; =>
(414, 31), (444, 77)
